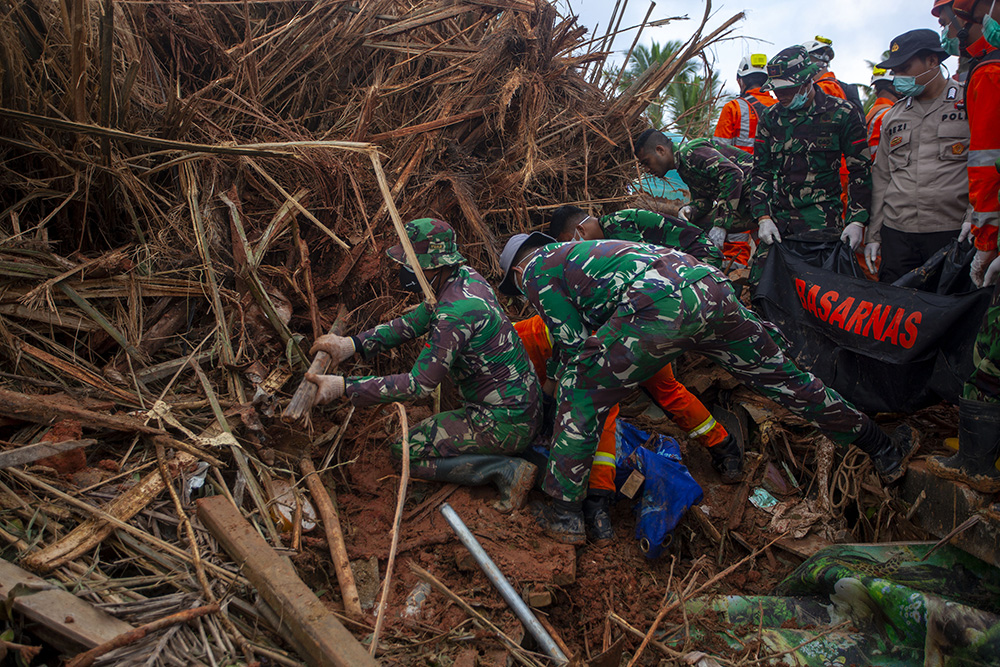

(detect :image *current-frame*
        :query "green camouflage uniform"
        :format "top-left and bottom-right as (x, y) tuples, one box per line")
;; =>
(347, 221), (540, 472)
(599, 208), (724, 267)
(749, 87), (872, 235)
(522, 239), (867, 502)
(674, 138), (756, 232)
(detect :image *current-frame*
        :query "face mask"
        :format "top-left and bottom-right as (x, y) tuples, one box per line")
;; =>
(786, 87), (810, 111)
(397, 264), (422, 293)
(941, 25), (961, 56)
(984, 0), (1000, 47)
(893, 65), (938, 97)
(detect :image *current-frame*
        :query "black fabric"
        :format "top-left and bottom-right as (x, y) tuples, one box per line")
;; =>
(742, 93), (766, 117)
(752, 233), (992, 412)
(878, 226), (963, 285)
(889, 236), (978, 293)
(837, 79), (864, 112)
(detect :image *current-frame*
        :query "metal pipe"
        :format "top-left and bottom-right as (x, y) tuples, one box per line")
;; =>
(439, 503), (568, 664)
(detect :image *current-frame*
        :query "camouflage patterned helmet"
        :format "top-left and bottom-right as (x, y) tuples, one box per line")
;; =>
(386, 218), (466, 269)
(760, 46), (820, 92)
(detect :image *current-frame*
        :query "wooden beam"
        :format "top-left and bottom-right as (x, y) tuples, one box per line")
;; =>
(196, 496), (375, 667)
(0, 388), (163, 435)
(0, 439), (96, 469)
(0, 559), (134, 653)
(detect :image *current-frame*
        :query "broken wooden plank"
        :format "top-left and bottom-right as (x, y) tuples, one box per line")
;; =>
(0, 559), (135, 653)
(0, 439), (96, 469)
(283, 304), (349, 424)
(0, 387), (163, 435)
(20, 451), (197, 572)
(196, 495), (376, 667)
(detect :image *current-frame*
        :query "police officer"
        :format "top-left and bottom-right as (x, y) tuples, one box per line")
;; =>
(306, 218), (541, 512)
(714, 54), (778, 154)
(864, 29), (971, 282)
(749, 46), (872, 250)
(866, 68), (901, 158)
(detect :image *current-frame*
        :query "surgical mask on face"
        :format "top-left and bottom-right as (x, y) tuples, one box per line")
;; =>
(786, 87), (810, 111)
(941, 25), (961, 55)
(893, 65), (939, 97)
(397, 264), (422, 293)
(984, 0), (1000, 48)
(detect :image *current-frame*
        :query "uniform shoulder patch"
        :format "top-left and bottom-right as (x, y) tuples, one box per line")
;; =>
(890, 136), (904, 147)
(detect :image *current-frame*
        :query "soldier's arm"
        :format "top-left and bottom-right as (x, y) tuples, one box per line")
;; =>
(709, 153), (746, 230)
(749, 116), (775, 221)
(346, 306), (468, 405)
(841, 106), (873, 227)
(683, 147), (720, 221)
(353, 303), (433, 358)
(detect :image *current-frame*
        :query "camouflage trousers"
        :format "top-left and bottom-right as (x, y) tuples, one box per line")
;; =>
(390, 402), (539, 478)
(963, 282), (1000, 403)
(545, 274), (866, 502)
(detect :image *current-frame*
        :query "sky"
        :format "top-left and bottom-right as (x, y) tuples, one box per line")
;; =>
(557, 0), (946, 96)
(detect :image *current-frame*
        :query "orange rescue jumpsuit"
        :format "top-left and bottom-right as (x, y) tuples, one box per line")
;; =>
(514, 315), (728, 492)
(865, 96), (896, 158)
(966, 44), (1000, 253)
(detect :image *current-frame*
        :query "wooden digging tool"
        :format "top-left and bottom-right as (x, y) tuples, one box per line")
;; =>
(283, 304), (349, 423)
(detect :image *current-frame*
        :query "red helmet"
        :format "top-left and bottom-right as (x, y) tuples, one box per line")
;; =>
(932, 0), (953, 16)
(952, 0), (983, 19)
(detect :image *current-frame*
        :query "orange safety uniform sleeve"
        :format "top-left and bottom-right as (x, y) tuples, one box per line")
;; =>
(512, 315), (552, 383)
(816, 73), (847, 100)
(713, 99), (741, 145)
(967, 61), (1000, 252)
(640, 364), (728, 448)
(589, 404), (619, 492)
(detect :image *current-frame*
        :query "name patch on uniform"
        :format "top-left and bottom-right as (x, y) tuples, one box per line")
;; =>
(890, 136), (904, 147)
(952, 143), (967, 156)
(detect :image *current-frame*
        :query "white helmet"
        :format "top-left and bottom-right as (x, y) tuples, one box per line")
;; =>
(737, 53), (768, 77)
(801, 36), (835, 63)
(870, 67), (893, 86)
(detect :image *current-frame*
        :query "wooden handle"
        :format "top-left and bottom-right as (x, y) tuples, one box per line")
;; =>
(282, 304), (349, 423)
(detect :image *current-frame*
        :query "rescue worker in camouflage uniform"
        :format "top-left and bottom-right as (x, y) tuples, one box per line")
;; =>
(633, 132), (756, 252)
(547, 205), (724, 268)
(928, 0), (1000, 494)
(498, 233), (918, 545)
(748, 46), (873, 251)
(306, 219), (541, 512)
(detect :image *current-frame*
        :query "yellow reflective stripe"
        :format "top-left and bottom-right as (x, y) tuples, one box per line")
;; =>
(687, 415), (717, 438)
(593, 452), (616, 467)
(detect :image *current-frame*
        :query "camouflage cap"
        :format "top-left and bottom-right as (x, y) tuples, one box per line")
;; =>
(760, 46), (820, 92)
(386, 218), (466, 269)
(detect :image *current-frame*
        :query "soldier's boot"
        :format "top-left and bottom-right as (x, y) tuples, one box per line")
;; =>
(417, 455), (538, 513)
(927, 399), (1000, 494)
(529, 498), (586, 546)
(852, 418), (920, 485)
(707, 434), (744, 484)
(582, 490), (614, 547)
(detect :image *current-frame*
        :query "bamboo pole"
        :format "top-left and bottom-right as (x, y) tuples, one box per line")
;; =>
(283, 304), (349, 423)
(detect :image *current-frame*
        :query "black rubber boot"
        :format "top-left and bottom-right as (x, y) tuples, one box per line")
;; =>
(529, 498), (585, 546)
(582, 490), (614, 546)
(417, 455), (538, 513)
(927, 398), (1000, 493)
(852, 418), (920, 485)
(707, 434), (744, 484)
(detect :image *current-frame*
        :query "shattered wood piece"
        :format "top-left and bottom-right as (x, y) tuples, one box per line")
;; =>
(0, 388), (163, 434)
(688, 505), (722, 544)
(299, 458), (363, 620)
(283, 304), (349, 423)
(134, 350), (216, 384)
(20, 451), (197, 572)
(64, 603), (219, 667)
(0, 559), (134, 653)
(727, 453), (764, 532)
(196, 495), (375, 667)
(19, 341), (138, 405)
(0, 439), (96, 469)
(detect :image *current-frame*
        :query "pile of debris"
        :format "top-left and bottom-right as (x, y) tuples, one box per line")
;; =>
(9, 0), (971, 664)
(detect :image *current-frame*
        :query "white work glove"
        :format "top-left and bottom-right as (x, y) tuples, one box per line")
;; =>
(678, 205), (693, 221)
(864, 242), (880, 274)
(304, 373), (346, 406)
(958, 221), (973, 244)
(985, 256), (1000, 287)
(970, 249), (999, 287)
(707, 226), (727, 249)
(757, 217), (782, 245)
(840, 222), (865, 251)
(310, 334), (356, 363)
